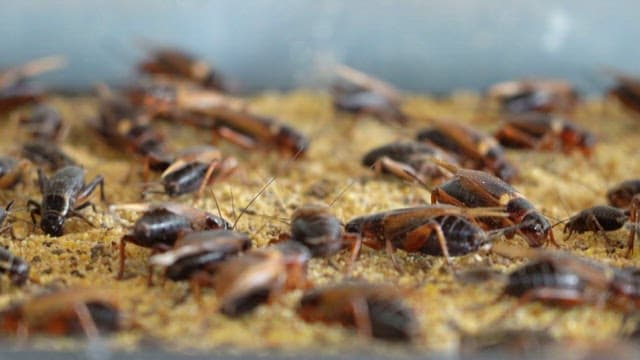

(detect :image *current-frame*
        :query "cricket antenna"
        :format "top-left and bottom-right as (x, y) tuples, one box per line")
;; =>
(229, 187), (237, 227)
(0, 200), (34, 226)
(209, 188), (224, 220)
(231, 146), (305, 230)
(485, 226), (520, 241)
(402, 168), (433, 192)
(5, 200), (15, 212)
(398, 154), (458, 191)
(328, 178), (357, 207)
(242, 210), (290, 225)
(430, 156), (460, 174)
(231, 176), (275, 229)
(551, 217), (571, 229)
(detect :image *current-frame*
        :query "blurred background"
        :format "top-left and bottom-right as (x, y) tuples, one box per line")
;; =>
(2, 0), (640, 93)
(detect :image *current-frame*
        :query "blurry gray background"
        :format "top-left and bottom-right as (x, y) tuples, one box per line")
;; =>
(2, 0), (639, 93)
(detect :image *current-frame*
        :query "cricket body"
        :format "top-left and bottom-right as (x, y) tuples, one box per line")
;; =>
(130, 82), (309, 157)
(331, 64), (407, 124)
(607, 180), (640, 208)
(214, 241), (311, 317)
(297, 281), (418, 342)
(361, 141), (460, 184)
(206, 110), (310, 157)
(159, 145), (238, 197)
(149, 229), (252, 298)
(606, 71), (640, 117)
(22, 140), (77, 171)
(96, 85), (171, 176)
(608, 265), (640, 310)
(497, 249), (640, 312)
(0, 288), (122, 337)
(431, 167), (555, 247)
(344, 205), (505, 263)
(138, 47), (226, 91)
(19, 104), (66, 142)
(288, 204), (346, 257)
(0, 56), (65, 90)
(0, 156), (29, 189)
(416, 120), (517, 183)
(503, 256), (605, 307)
(0, 247), (30, 286)
(486, 78), (579, 114)
(0, 82), (45, 115)
(0, 56), (65, 115)
(28, 166), (105, 237)
(563, 205), (629, 242)
(494, 244), (640, 312)
(494, 113), (597, 157)
(111, 202), (231, 280)
(332, 90), (408, 124)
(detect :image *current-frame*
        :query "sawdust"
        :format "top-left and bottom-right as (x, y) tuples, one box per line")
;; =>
(0, 90), (639, 355)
